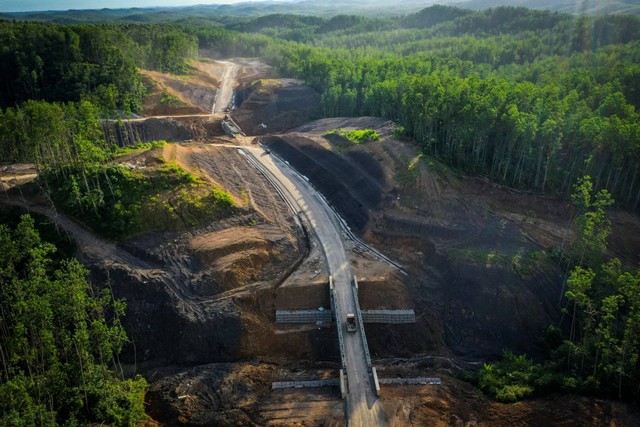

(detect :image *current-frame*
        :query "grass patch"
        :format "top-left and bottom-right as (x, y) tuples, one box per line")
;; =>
(252, 79), (283, 96)
(113, 140), (167, 157)
(448, 248), (507, 266)
(325, 128), (381, 144)
(511, 249), (547, 277)
(160, 89), (183, 106)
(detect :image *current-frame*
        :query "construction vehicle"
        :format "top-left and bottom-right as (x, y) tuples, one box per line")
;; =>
(346, 313), (357, 332)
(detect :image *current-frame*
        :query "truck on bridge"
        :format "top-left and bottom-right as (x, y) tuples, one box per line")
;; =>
(346, 313), (357, 332)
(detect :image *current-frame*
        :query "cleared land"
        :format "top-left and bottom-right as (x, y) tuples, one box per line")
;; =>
(3, 59), (640, 426)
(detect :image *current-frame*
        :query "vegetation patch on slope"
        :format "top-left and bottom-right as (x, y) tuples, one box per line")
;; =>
(43, 145), (235, 240)
(325, 128), (381, 144)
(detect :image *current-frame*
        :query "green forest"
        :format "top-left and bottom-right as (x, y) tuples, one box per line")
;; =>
(0, 214), (147, 425)
(1, 2), (640, 422)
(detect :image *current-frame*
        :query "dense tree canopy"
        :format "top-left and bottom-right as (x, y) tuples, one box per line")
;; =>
(0, 21), (197, 113)
(244, 8), (640, 211)
(0, 215), (147, 425)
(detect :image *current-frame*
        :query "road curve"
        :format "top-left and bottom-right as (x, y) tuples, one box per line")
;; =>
(244, 147), (385, 426)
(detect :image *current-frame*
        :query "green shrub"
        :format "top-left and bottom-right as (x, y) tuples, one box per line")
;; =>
(325, 128), (381, 144)
(113, 140), (167, 157)
(477, 351), (539, 402)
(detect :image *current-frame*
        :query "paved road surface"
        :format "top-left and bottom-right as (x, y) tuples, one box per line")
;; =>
(245, 147), (385, 426)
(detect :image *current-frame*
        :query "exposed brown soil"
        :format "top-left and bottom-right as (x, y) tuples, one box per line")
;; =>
(0, 163), (37, 190)
(146, 362), (346, 427)
(379, 376), (640, 427)
(141, 61), (226, 115)
(144, 358), (640, 427)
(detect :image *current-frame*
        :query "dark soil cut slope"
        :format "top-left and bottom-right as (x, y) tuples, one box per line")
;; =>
(232, 79), (321, 135)
(262, 134), (389, 234)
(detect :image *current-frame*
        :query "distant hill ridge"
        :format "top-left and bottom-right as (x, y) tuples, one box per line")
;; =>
(455, 0), (640, 16)
(2, 0), (639, 23)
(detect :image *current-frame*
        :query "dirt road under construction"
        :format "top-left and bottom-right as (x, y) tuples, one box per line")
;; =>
(212, 61), (240, 114)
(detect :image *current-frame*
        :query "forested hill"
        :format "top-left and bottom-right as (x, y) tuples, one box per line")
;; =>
(0, 22), (196, 111)
(458, 0), (640, 16)
(3, 0), (639, 23)
(199, 5), (640, 211)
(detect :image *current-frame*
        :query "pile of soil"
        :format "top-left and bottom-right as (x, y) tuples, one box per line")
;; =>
(141, 64), (222, 115)
(146, 362), (347, 426)
(0, 163), (37, 191)
(379, 373), (640, 427)
(102, 117), (231, 146)
(146, 363), (274, 426)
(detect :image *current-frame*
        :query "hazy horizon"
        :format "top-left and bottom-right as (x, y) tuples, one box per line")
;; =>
(0, 0), (274, 13)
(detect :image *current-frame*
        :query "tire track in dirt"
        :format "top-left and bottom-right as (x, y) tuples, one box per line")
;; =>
(192, 145), (297, 242)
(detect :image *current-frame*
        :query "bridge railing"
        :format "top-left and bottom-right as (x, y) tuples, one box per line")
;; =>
(275, 310), (332, 324)
(330, 276), (347, 370)
(352, 276), (372, 368)
(272, 379), (339, 389)
(361, 309), (416, 324)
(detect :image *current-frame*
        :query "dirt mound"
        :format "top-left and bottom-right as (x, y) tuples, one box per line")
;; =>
(141, 72), (205, 116)
(188, 224), (295, 292)
(101, 117), (232, 146)
(232, 79), (321, 135)
(379, 374), (640, 426)
(0, 163), (37, 190)
(190, 226), (268, 260)
(292, 116), (392, 134)
(103, 118), (198, 145)
(141, 64), (222, 115)
(146, 363), (274, 426)
(146, 362), (347, 426)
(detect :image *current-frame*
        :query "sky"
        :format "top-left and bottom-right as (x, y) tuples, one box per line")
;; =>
(0, 0), (269, 13)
